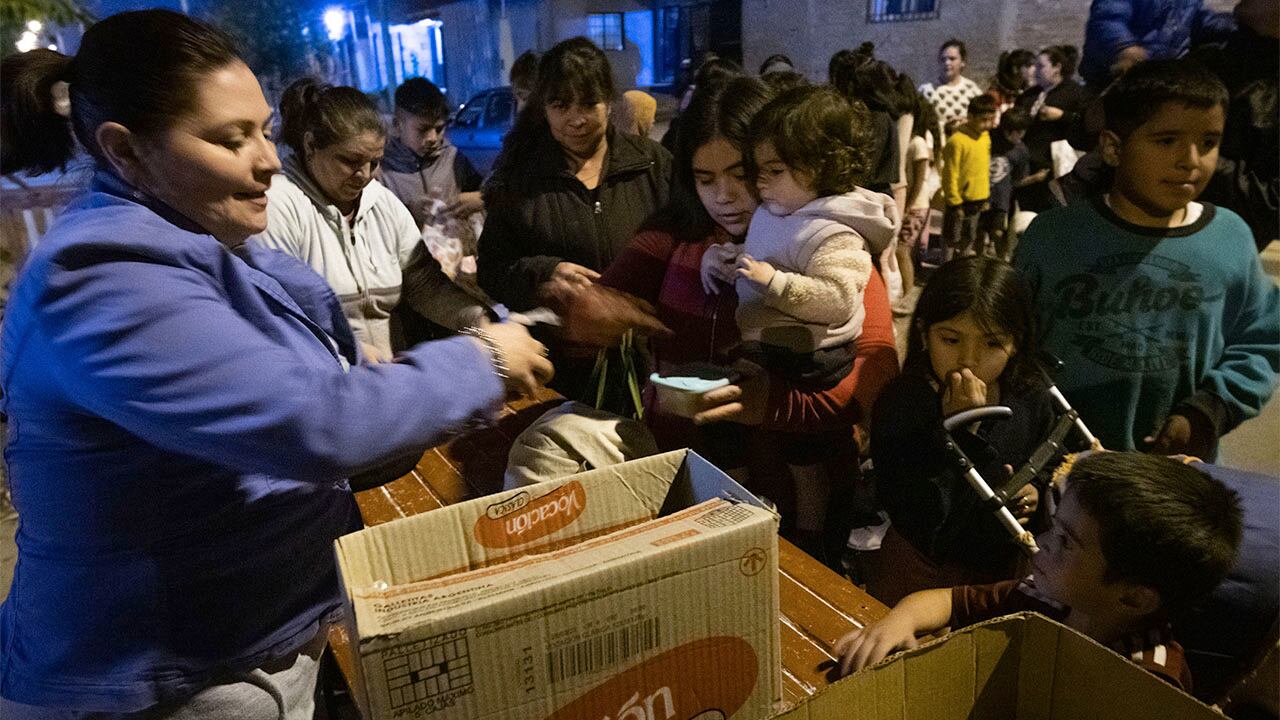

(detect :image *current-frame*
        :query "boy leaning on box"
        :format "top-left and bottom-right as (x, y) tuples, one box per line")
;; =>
(835, 452), (1242, 693)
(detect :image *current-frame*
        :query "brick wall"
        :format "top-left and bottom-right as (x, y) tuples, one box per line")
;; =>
(742, 0), (1240, 89)
(744, 0), (1027, 90)
(439, 0), (502, 104)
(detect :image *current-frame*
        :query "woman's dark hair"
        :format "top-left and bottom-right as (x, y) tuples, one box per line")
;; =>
(693, 55), (744, 94)
(828, 43), (876, 93)
(904, 256), (1042, 395)
(1, 9), (240, 175)
(994, 49), (1036, 95)
(1038, 45), (1070, 78)
(761, 70), (808, 93)
(535, 37), (614, 107)
(842, 58), (908, 116)
(940, 38), (967, 61)
(1058, 44), (1080, 80)
(493, 37), (614, 175)
(279, 78), (384, 160)
(893, 71), (919, 116)
(1, 50), (73, 174)
(746, 85), (870, 196)
(758, 53), (794, 75)
(910, 92), (944, 164)
(657, 74), (775, 239)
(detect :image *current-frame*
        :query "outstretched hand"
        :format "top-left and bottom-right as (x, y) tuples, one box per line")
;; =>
(556, 283), (671, 348)
(691, 360), (770, 426)
(833, 613), (920, 677)
(700, 242), (742, 294)
(735, 254), (776, 289)
(1144, 413), (1213, 459)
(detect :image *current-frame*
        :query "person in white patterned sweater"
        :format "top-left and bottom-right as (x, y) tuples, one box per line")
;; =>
(918, 38), (986, 137)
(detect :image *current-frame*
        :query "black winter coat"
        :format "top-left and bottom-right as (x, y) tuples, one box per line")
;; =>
(478, 124), (672, 311)
(871, 372), (1056, 576)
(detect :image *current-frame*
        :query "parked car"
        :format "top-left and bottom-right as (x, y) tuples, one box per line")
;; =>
(450, 86), (516, 175)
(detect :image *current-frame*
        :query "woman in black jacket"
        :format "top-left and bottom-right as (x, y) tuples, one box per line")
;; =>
(1015, 46), (1089, 212)
(479, 37), (672, 401)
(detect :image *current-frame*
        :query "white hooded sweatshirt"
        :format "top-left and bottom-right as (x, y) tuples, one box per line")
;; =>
(251, 153), (486, 356)
(735, 187), (900, 353)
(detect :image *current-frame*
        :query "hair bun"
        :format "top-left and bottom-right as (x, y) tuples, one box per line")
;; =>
(1, 48), (76, 174)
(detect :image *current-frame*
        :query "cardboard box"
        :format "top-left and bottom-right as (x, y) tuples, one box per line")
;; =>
(772, 612), (1219, 720)
(335, 449), (781, 719)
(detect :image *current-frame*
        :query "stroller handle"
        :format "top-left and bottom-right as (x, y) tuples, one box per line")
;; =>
(942, 405), (1013, 432)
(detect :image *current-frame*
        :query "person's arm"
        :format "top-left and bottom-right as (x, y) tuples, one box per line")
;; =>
(834, 589), (953, 675)
(597, 227), (680, 305)
(1160, 242), (1280, 452)
(401, 244), (490, 329)
(1012, 149), (1037, 188)
(38, 254), (506, 482)
(449, 152), (485, 217)
(392, 199), (489, 330)
(1191, 6), (1237, 45)
(942, 138), (964, 207)
(1085, 0), (1141, 63)
(904, 149), (928, 210)
(751, 234), (871, 325)
(1043, 84), (1087, 130)
(1011, 214), (1049, 295)
(476, 184), (563, 310)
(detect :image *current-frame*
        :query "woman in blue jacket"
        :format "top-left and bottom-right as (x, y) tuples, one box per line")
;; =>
(0, 11), (551, 719)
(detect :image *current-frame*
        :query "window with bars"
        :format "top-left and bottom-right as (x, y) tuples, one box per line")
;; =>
(868, 0), (940, 22)
(587, 13), (625, 51)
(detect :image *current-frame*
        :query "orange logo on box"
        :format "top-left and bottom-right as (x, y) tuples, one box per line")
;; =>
(473, 481), (587, 548)
(545, 636), (757, 720)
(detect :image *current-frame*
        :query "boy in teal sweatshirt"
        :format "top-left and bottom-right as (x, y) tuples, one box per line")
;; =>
(1014, 59), (1279, 456)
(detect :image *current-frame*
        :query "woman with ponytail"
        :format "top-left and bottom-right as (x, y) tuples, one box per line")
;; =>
(0, 10), (550, 718)
(987, 48), (1036, 116)
(249, 78), (488, 362)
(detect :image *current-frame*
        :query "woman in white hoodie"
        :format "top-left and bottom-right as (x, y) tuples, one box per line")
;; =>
(252, 79), (488, 362)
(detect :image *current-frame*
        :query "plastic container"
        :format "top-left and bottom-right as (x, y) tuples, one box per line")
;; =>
(649, 363), (737, 419)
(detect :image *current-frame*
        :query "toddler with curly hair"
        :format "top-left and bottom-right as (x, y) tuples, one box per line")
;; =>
(699, 85), (899, 542)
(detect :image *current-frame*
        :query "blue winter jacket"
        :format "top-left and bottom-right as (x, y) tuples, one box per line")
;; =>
(1081, 0), (1236, 86)
(0, 172), (504, 711)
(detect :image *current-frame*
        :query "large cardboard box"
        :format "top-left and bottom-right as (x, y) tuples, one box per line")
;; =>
(335, 449), (781, 719)
(773, 612), (1219, 719)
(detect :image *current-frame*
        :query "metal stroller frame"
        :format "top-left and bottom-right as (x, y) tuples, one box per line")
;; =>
(939, 358), (1101, 556)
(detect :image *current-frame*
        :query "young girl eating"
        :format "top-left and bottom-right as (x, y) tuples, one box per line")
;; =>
(864, 256), (1057, 605)
(699, 84), (898, 546)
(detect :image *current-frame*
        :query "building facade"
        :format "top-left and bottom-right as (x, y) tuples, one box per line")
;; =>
(399, 0), (1234, 107)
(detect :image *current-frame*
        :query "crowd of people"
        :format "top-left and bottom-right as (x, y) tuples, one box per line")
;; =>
(0, 2), (1276, 718)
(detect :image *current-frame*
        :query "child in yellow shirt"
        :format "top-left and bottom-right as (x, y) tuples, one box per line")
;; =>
(942, 94), (997, 261)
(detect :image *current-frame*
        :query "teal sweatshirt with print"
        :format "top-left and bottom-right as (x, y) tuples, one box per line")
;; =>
(1014, 198), (1279, 452)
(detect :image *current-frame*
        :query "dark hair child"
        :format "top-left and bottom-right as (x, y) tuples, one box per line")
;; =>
(865, 256), (1057, 605)
(839, 451), (1243, 693)
(980, 105), (1033, 260)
